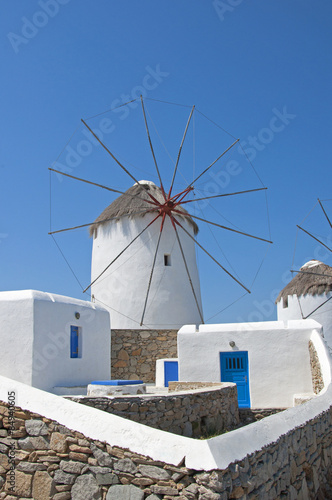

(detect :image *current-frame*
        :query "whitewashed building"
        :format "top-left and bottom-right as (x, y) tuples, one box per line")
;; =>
(276, 260), (332, 350)
(90, 181), (203, 330)
(177, 319), (323, 408)
(0, 290), (110, 394)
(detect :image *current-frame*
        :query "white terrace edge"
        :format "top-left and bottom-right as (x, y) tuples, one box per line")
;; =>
(0, 329), (331, 471)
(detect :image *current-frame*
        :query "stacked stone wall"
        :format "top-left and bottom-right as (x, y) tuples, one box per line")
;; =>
(0, 400), (331, 499)
(111, 329), (178, 382)
(67, 385), (240, 438)
(309, 340), (324, 394)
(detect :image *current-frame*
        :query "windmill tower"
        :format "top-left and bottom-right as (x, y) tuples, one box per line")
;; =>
(90, 180), (203, 330)
(276, 260), (332, 350)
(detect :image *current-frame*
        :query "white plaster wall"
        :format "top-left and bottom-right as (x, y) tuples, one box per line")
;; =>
(0, 290), (111, 393)
(0, 291), (34, 385)
(91, 213), (203, 329)
(178, 320), (321, 408)
(32, 291), (111, 392)
(277, 292), (332, 350)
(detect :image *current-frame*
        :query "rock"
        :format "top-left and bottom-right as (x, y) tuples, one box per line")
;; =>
(150, 485), (178, 496)
(69, 452), (89, 462)
(106, 484), (144, 500)
(229, 486), (245, 499)
(113, 458), (137, 474)
(96, 472), (119, 485)
(60, 460), (86, 474)
(50, 432), (68, 453)
(145, 496), (162, 500)
(184, 483), (200, 495)
(5, 470), (32, 497)
(54, 469), (77, 485)
(25, 419), (48, 436)
(18, 436), (49, 450)
(17, 462), (47, 472)
(137, 464), (171, 481)
(69, 444), (92, 454)
(53, 493), (72, 500)
(0, 454), (10, 471)
(71, 474), (101, 500)
(0, 443), (8, 453)
(132, 477), (155, 487)
(0, 477), (4, 489)
(91, 443), (113, 467)
(55, 484), (72, 492)
(118, 349), (130, 361)
(89, 466), (113, 474)
(32, 470), (56, 500)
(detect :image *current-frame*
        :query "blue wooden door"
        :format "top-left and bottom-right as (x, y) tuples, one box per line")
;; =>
(220, 352), (250, 408)
(164, 361), (178, 387)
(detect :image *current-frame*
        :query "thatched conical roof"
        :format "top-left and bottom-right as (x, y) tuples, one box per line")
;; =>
(90, 181), (199, 237)
(276, 260), (332, 303)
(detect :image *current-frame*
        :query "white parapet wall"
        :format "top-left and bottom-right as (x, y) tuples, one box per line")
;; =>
(0, 290), (111, 393)
(177, 319), (323, 408)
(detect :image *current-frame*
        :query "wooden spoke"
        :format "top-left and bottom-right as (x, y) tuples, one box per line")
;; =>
(297, 225), (332, 253)
(83, 213), (160, 293)
(81, 119), (160, 206)
(49, 168), (156, 206)
(290, 269), (332, 278)
(318, 198), (332, 229)
(172, 209), (273, 244)
(172, 221), (204, 324)
(179, 187), (267, 205)
(48, 210), (150, 235)
(140, 230), (163, 326)
(303, 295), (332, 319)
(172, 217), (251, 294)
(168, 105), (195, 197)
(140, 96), (166, 199)
(187, 138), (239, 189)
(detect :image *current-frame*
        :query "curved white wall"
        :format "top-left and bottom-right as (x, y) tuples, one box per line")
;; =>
(0, 330), (331, 471)
(91, 213), (203, 329)
(277, 292), (332, 350)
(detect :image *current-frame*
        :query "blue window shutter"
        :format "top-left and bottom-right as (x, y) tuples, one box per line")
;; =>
(70, 326), (79, 358)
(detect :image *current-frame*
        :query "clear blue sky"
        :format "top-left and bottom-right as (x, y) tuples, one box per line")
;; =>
(1, 1), (331, 324)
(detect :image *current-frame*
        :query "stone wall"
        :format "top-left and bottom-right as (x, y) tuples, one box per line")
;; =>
(309, 340), (324, 394)
(67, 385), (239, 438)
(111, 329), (178, 383)
(0, 400), (331, 499)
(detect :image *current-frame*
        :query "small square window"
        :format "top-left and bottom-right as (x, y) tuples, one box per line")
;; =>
(164, 254), (171, 266)
(283, 297), (288, 309)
